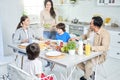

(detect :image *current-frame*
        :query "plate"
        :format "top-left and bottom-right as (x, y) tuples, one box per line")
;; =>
(45, 51), (62, 56)
(19, 43), (30, 46)
(18, 43), (30, 49)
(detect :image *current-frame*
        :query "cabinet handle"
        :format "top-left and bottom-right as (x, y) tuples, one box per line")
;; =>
(118, 42), (120, 44)
(117, 53), (120, 55)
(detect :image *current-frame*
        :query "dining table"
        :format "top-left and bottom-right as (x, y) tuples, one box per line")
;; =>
(8, 40), (103, 80)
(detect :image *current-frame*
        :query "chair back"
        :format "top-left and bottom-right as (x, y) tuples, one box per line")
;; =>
(8, 64), (36, 80)
(8, 64), (57, 80)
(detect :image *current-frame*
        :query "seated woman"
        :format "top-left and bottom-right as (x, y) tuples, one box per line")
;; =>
(13, 15), (42, 44)
(56, 23), (70, 42)
(13, 15), (34, 44)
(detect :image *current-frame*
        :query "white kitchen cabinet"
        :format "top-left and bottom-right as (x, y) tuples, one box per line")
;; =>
(97, 0), (120, 6)
(108, 30), (120, 59)
(53, 0), (76, 5)
(65, 22), (89, 36)
(0, 19), (4, 56)
(69, 25), (84, 36)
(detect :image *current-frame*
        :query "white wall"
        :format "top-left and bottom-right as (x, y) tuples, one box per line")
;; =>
(55, 0), (120, 22)
(0, 17), (4, 56)
(0, 0), (23, 56)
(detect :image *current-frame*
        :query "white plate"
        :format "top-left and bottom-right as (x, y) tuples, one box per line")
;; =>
(20, 43), (30, 46)
(46, 51), (62, 56)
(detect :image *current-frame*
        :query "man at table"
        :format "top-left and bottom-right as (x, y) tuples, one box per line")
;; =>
(77, 16), (110, 80)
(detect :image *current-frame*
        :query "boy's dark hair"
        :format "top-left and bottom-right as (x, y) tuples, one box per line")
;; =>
(26, 43), (40, 60)
(92, 16), (103, 28)
(56, 23), (66, 32)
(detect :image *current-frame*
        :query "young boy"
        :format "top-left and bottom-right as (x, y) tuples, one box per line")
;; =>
(56, 23), (70, 42)
(23, 43), (43, 78)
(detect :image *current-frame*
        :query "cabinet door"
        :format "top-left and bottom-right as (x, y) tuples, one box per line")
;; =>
(69, 25), (84, 36)
(109, 31), (120, 47)
(97, 0), (120, 6)
(108, 47), (120, 59)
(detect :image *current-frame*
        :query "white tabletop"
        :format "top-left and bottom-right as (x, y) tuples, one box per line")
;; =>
(40, 52), (102, 68)
(8, 44), (102, 68)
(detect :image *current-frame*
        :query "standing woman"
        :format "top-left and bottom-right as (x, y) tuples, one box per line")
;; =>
(40, 0), (57, 40)
(13, 15), (34, 44)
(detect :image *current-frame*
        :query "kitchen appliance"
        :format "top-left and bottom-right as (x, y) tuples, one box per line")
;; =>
(69, 25), (84, 36)
(71, 18), (79, 24)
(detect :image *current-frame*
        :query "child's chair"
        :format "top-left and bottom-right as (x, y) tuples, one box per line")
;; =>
(7, 64), (57, 80)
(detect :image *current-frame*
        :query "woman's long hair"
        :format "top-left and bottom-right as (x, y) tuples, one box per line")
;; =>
(16, 15), (28, 30)
(44, 0), (56, 19)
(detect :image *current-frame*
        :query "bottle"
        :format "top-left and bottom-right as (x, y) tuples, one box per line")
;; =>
(60, 0), (64, 4)
(85, 40), (91, 56)
(78, 38), (83, 55)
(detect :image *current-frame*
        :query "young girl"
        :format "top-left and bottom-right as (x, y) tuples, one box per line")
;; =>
(56, 23), (70, 42)
(23, 43), (43, 78)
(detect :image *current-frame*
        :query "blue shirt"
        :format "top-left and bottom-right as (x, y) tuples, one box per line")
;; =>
(56, 32), (70, 42)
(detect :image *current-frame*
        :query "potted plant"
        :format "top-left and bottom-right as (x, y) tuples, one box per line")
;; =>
(67, 41), (76, 55)
(70, 0), (77, 4)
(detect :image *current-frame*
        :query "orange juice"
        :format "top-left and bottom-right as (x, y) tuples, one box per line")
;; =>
(85, 43), (91, 56)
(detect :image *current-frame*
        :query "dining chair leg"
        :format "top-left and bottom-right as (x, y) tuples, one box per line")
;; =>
(50, 63), (55, 71)
(21, 56), (24, 69)
(3, 75), (5, 80)
(15, 55), (18, 61)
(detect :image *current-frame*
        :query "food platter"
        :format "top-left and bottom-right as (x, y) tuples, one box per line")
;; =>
(45, 51), (65, 59)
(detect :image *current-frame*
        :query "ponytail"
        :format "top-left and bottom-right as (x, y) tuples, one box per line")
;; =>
(16, 15), (28, 30)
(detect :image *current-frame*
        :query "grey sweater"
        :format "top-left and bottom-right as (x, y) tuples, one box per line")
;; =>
(12, 28), (35, 44)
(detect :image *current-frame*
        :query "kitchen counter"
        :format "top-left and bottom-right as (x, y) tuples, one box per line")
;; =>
(105, 25), (120, 32)
(64, 21), (89, 27)
(64, 21), (120, 32)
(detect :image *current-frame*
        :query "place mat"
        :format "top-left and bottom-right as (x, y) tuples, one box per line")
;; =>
(45, 53), (65, 59)
(18, 45), (26, 49)
(18, 43), (29, 49)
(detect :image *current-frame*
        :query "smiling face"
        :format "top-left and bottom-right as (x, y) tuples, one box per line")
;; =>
(45, 1), (51, 11)
(22, 18), (30, 28)
(90, 19), (95, 31)
(56, 28), (63, 35)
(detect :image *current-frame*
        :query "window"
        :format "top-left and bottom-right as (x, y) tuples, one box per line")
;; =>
(23, 0), (44, 24)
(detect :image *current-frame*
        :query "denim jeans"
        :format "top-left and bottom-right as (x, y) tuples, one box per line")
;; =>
(43, 31), (50, 39)
(43, 31), (56, 40)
